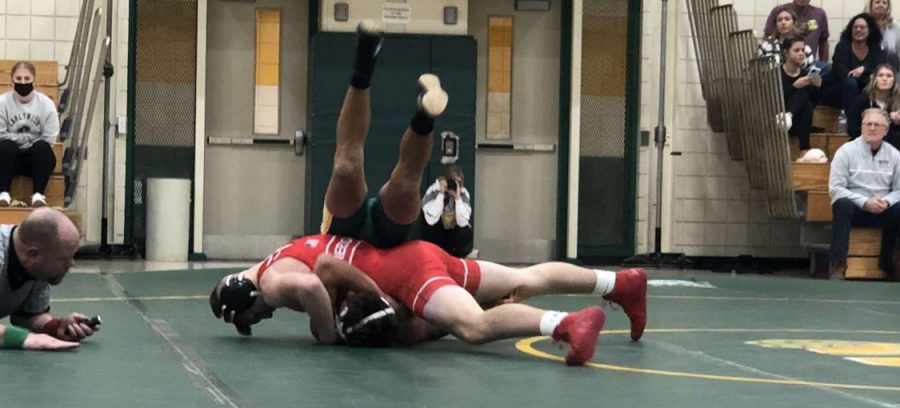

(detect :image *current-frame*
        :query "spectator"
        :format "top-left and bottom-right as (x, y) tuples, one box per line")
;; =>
(778, 36), (822, 160)
(764, 0), (830, 61)
(847, 63), (900, 148)
(829, 108), (900, 280)
(759, 8), (815, 69)
(420, 166), (473, 258)
(822, 13), (885, 118)
(0, 61), (59, 207)
(866, 0), (900, 70)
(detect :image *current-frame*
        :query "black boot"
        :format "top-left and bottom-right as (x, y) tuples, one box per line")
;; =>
(351, 20), (383, 89)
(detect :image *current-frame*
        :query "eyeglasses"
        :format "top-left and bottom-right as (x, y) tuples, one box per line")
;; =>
(863, 122), (887, 128)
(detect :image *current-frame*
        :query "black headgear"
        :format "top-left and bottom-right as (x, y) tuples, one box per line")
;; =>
(337, 292), (398, 347)
(215, 273), (259, 330)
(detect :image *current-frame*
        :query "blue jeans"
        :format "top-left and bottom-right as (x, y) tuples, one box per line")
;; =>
(812, 61), (831, 78)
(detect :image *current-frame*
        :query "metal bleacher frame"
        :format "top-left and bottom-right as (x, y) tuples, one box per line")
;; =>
(686, 0), (802, 220)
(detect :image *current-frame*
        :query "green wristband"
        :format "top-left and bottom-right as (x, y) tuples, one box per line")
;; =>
(2, 325), (29, 349)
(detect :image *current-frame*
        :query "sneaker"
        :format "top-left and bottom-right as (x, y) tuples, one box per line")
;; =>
(417, 73), (449, 118)
(603, 268), (647, 341)
(551, 306), (605, 366)
(354, 20), (384, 78)
(775, 112), (793, 133)
(0, 192), (10, 207)
(31, 193), (47, 208)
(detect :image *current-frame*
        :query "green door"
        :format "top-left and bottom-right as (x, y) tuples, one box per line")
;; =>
(305, 33), (476, 236)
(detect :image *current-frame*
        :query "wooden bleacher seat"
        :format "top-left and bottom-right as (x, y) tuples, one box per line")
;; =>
(788, 133), (848, 163)
(846, 228), (888, 279)
(0, 60), (59, 106)
(812, 106), (841, 133)
(791, 162), (829, 191)
(9, 176), (65, 207)
(806, 190), (831, 222)
(0, 207), (81, 231)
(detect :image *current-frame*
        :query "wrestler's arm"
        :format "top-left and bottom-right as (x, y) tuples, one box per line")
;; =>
(268, 271), (339, 344)
(312, 253), (386, 298)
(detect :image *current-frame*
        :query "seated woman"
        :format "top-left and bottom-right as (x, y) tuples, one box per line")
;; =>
(0, 61), (59, 207)
(419, 165), (473, 258)
(847, 63), (900, 148)
(866, 0), (900, 70)
(758, 7), (814, 69)
(779, 36), (822, 160)
(822, 13), (885, 116)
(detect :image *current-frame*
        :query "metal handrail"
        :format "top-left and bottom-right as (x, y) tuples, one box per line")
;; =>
(62, 8), (102, 141)
(65, 37), (111, 207)
(59, 0), (95, 88)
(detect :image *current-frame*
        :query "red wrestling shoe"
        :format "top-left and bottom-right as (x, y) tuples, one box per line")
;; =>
(552, 306), (605, 366)
(603, 268), (647, 341)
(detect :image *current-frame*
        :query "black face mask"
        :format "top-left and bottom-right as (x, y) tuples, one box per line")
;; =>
(14, 82), (33, 97)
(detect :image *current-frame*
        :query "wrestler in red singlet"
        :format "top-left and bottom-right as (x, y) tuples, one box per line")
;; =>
(256, 234), (481, 315)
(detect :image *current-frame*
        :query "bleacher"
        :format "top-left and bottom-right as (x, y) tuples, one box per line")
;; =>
(0, 1), (106, 232)
(687, 1), (888, 279)
(0, 60), (80, 229)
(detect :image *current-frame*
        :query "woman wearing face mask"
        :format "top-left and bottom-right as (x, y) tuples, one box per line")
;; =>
(866, 0), (900, 70)
(0, 61), (59, 207)
(847, 63), (900, 147)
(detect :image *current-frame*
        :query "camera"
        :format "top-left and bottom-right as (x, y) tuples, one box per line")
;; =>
(83, 316), (102, 328)
(447, 179), (459, 192)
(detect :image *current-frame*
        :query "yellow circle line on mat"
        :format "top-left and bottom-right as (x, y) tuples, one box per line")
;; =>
(516, 329), (900, 392)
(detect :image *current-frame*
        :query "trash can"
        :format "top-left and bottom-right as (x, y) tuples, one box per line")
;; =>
(145, 178), (191, 262)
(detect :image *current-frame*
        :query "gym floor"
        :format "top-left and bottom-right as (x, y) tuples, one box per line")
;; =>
(2, 263), (899, 408)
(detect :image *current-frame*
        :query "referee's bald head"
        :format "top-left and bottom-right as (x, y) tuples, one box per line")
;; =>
(16, 208), (80, 285)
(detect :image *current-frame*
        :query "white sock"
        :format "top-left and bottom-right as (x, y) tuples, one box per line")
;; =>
(539, 311), (568, 336)
(592, 269), (617, 296)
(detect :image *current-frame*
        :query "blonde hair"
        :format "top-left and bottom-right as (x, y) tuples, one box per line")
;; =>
(863, 63), (900, 111)
(9, 61), (36, 79)
(865, 0), (894, 27)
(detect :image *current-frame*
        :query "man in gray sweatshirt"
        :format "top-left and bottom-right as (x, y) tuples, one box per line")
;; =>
(829, 108), (900, 280)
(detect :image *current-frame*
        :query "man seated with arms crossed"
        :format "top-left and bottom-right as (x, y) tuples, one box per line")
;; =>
(1, 208), (100, 351)
(829, 107), (900, 280)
